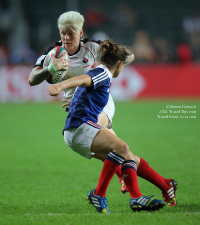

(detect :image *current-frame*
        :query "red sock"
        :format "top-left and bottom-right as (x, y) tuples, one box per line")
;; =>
(115, 165), (122, 179)
(137, 158), (168, 191)
(102, 160), (122, 180)
(95, 152), (124, 197)
(122, 160), (142, 198)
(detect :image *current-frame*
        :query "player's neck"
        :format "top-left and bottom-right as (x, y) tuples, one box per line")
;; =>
(108, 67), (116, 75)
(67, 44), (80, 55)
(103, 64), (117, 77)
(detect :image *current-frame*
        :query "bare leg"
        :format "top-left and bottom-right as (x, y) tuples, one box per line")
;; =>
(91, 128), (141, 198)
(97, 111), (140, 165)
(97, 111), (109, 128)
(97, 109), (172, 201)
(91, 128), (135, 160)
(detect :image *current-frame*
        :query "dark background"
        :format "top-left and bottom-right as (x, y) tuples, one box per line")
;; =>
(1, 0), (200, 65)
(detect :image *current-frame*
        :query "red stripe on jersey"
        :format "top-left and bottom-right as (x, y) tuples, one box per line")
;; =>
(83, 65), (91, 68)
(81, 46), (96, 62)
(89, 41), (102, 44)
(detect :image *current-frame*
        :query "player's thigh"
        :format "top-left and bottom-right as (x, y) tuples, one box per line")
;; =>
(98, 112), (116, 136)
(91, 128), (128, 157)
(106, 127), (116, 135)
(92, 153), (107, 161)
(97, 111), (109, 128)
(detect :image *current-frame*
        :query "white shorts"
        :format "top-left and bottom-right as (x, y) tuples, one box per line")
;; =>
(103, 94), (115, 128)
(64, 122), (102, 159)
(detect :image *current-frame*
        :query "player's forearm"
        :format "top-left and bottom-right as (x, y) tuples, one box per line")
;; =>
(28, 67), (51, 86)
(46, 75), (92, 96)
(59, 75), (92, 91)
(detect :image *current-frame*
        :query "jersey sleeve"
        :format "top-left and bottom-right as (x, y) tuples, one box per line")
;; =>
(87, 68), (110, 89)
(90, 41), (101, 62)
(82, 39), (101, 62)
(33, 41), (62, 68)
(34, 54), (46, 67)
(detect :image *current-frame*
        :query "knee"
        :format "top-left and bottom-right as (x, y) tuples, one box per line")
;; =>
(120, 144), (138, 162)
(117, 142), (130, 158)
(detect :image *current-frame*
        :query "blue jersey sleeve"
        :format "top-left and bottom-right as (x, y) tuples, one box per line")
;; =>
(87, 68), (110, 89)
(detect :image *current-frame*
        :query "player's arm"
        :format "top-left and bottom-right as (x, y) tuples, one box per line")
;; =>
(28, 66), (51, 86)
(46, 74), (92, 96)
(28, 53), (69, 86)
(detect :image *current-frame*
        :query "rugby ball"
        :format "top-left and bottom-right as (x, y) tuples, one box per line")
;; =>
(43, 46), (68, 84)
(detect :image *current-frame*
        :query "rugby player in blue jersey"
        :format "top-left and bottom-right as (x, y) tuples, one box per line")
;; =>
(30, 11), (177, 207)
(46, 39), (166, 213)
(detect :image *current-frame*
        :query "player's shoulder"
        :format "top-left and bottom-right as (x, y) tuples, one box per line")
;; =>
(87, 65), (109, 77)
(94, 65), (112, 79)
(91, 67), (105, 74)
(44, 40), (62, 55)
(81, 38), (102, 48)
(34, 40), (62, 67)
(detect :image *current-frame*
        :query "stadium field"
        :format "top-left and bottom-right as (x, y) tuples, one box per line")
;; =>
(0, 101), (200, 225)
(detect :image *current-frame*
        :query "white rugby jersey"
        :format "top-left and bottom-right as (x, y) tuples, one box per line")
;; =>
(34, 38), (101, 100)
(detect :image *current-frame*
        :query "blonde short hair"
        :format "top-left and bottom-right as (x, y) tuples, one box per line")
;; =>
(57, 11), (84, 32)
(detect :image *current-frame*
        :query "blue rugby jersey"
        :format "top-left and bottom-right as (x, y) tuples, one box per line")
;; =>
(63, 64), (112, 130)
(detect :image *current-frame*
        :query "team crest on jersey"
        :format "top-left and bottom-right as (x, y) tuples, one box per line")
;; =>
(83, 57), (91, 68)
(83, 57), (88, 63)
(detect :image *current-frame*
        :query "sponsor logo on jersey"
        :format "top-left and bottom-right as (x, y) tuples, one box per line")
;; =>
(70, 56), (78, 59)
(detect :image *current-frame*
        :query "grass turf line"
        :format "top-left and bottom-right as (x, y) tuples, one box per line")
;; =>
(0, 101), (200, 225)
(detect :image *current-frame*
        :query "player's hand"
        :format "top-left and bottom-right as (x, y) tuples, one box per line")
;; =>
(124, 53), (135, 66)
(91, 62), (100, 69)
(46, 84), (62, 96)
(51, 52), (70, 71)
(61, 99), (71, 112)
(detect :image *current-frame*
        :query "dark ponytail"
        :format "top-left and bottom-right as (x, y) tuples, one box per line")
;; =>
(98, 39), (133, 67)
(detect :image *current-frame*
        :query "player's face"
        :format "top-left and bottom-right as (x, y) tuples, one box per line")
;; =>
(60, 27), (83, 55)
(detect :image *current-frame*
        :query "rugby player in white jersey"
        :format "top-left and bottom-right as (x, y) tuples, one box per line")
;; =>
(28, 11), (178, 206)
(28, 11), (131, 193)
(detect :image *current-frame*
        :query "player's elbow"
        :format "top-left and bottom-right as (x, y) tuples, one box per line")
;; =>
(28, 76), (35, 86)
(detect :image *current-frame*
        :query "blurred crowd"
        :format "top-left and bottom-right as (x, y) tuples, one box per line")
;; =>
(0, 0), (200, 65)
(0, 0), (36, 65)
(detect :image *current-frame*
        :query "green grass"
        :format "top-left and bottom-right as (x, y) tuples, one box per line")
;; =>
(0, 101), (200, 225)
